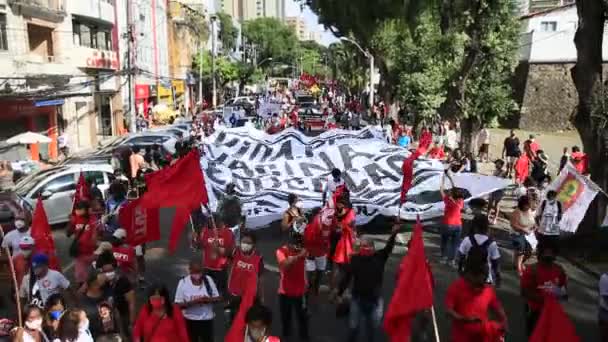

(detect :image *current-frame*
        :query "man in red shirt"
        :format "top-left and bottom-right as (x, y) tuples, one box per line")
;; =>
(304, 207), (333, 298)
(439, 172), (465, 267)
(200, 214), (235, 296)
(109, 228), (138, 283)
(446, 258), (507, 342)
(570, 145), (589, 175)
(521, 240), (568, 337)
(276, 232), (309, 341)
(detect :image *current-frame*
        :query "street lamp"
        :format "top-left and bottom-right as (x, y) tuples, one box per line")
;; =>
(210, 15), (218, 109)
(340, 37), (374, 110)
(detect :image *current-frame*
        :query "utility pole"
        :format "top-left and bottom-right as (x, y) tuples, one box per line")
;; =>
(198, 41), (203, 109)
(211, 16), (217, 108)
(369, 54), (374, 109)
(126, 0), (136, 133)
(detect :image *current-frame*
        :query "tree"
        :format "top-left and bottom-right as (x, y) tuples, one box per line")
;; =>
(327, 42), (367, 96)
(217, 12), (239, 54)
(570, 0), (608, 232)
(193, 51), (239, 100)
(243, 18), (299, 64)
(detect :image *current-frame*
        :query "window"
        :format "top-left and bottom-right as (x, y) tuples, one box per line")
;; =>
(540, 21), (557, 32)
(41, 174), (76, 194)
(72, 20), (112, 49)
(85, 171), (106, 186)
(0, 14), (7, 51)
(80, 24), (91, 47)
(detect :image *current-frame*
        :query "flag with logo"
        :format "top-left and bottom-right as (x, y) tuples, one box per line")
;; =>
(548, 163), (600, 233)
(118, 198), (161, 246)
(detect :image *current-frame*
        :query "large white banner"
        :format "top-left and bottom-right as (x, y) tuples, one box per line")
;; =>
(548, 163), (600, 233)
(201, 127), (511, 229)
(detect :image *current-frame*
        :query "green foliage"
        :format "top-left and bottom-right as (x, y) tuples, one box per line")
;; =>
(243, 18), (299, 64)
(193, 51), (239, 87)
(217, 12), (239, 54)
(327, 42), (367, 95)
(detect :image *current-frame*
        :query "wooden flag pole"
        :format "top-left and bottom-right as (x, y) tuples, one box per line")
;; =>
(0, 225), (23, 327)
(431, 305), (441, 342)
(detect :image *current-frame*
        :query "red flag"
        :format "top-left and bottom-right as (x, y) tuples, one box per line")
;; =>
(31, 197), (60, 271)
(118, 198), (161, 247)
(419, 129), (433, 151)
(384, 216), (433, 341)
(400, 150), (423, 204)
(530, 297), (580, 342)
(167, 207), (191, 254)
(141, 150), (208, 210)
(332, 208), (356, 264)
(72, 172), (90, 212)
(225, 273), (257, 342)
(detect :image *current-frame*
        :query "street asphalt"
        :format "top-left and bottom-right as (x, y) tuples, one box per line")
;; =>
(39, 207), (600, 342)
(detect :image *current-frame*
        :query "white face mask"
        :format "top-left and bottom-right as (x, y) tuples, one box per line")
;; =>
(25, 318), (42, 331)
(248, 326), (266, 341)
(104, 271), (116, 281)
(241, 243), (253, 253)
(295, 201), (304, 209)
(15, 220), (26, 230)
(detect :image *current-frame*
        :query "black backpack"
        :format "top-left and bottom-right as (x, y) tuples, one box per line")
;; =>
(463, 235), (492, 272)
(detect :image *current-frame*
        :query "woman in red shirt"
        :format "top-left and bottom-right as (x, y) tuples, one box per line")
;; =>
(133, 284), (189, 342)
(446, 259), (507, 342)
(439, 172), (465, 267)
(67, 201), (98, 286)
(200, 214), (235, 296)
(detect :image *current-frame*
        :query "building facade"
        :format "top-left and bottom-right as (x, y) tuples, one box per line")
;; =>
(0, 0), (123, 159)
(513, 4), (608, 131)
(285, 16), (306, 41)
(215, 0), (284, 21)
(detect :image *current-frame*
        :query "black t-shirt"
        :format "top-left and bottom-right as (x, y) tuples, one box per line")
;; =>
(503, 137), (520, 157)
(103, 276), (133, 318)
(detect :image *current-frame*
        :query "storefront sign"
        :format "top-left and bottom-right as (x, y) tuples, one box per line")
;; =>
(34, 99), (65, 107)
(135, 85), (150, 99)
(85, 50), (119, 70)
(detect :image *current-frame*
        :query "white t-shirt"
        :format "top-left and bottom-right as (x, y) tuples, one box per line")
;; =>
(538, 200), (561, 236)
(2, 229), (31, 255)
(599, 273), (608, 310)
(458, 234), (500, 283)
(20, 270), (70, 306)
(446, 130), (459, 150)
(174, 275), (219, 321)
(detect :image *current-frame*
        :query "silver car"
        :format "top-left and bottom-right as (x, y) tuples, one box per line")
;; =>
(15, 164), (114, 225)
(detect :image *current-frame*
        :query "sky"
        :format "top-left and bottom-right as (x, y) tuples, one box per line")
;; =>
(284, 0), (338, 46)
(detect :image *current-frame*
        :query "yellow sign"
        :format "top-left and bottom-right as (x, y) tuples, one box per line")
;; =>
(158, 85), (172, 98)
(172, 80), (185, 94)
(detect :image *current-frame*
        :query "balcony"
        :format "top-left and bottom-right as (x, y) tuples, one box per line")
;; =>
(8, 0), (66, 22)
(70, 0), (115, 25)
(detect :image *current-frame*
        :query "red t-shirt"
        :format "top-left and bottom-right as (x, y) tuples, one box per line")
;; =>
(442, 195), (464, 226)
(112, 245), (137, 275)
(514, 155), (530, 183)
(520, 263), (567, 311)
(70, 215), (97, 256)
(445, 277), (503, 342)
(201, 227), (235, 271)
(304, 216), (332, 258)
(13, 254), (29, 289)
(571, 152), (588, 174)
(401, 150), (422, 203)
(429, 146), (445, 160)
(276, 246), (306, 297)
(530, 141), (540, 154)
(133, 304), (189, 342)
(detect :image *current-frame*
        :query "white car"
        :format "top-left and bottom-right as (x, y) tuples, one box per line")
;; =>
(15, 164), (114, 225)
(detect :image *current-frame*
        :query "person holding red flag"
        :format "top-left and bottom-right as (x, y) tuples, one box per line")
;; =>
(336, 224), (399, 342)
(400, 146), (428, 205)
(13, 236), (35, 288)
(66, 201), (98, 286)
(521, 240), (568, 337)
(445, 257), (507, 342)
(30, 197), (60, 271)
(530, 296), (580, 342)
(439, 172), (465, 267)
(226, 231), (265, 324)
(330, 192), (356, 292)
(200, 214), (235, 296)
(72, 172), (91, 211)
(276, 232), (309, 341)
(108, 228), (138, 283)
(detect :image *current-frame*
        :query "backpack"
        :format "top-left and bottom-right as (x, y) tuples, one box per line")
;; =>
(463, 235), (492, 272)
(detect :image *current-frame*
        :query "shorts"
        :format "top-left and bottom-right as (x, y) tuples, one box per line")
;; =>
(507, 156), (518, 164)
(479, 144), (489, 154)
(305, 256), (327, 272)
(511, 234), (531, 256)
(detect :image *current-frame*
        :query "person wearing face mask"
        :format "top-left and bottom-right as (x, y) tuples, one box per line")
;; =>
(276, 232), (309, 341)
(281, 194), (304, 233)
(11, 305), (48, 342)
(535, 190), (562, 246)
(335, 225), (399, 342)
(174, 259), (222, 342)
(520, 240), (567, 337)
(329, 193), (356, 292)
(244, 305), (280, 342)
(43, 294), (65, 340)
(199, 214), (235, 296)
(445, 258), (507, 342)
(67, 201), (98, 286)
(56, 309), (93, 342)
(218, 183), (245, 231)
(77, 272), (115, 340)
(226, 232), (265, 324)
(13, 236), (35, 289)
(133, 284), (189, 342)
(2, 215), (31, 256)
(19, 254), (71, 308)
(107, 229), (137, 284)
(94, 251), (135, 338)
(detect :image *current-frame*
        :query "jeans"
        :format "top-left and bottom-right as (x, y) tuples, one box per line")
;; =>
(440, 225), (461, 261)
(279, 294), (309, 340)
(347, 296), (383, 342)
(185, 319), (214, 342)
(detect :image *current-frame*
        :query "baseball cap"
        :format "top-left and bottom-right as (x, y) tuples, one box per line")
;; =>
(18, 236), (35, 250)
(112, 228), (127, 240)
(31, 254), (49, 268)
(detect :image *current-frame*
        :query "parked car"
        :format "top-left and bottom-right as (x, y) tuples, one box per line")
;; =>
(15, 164), (114, 225)
(147, 126), (189, 139)
(0, 191), (33, 233)
(226, 96), (255, 106)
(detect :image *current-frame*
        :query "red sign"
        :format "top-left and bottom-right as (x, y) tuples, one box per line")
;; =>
(135, 85), (150, 99)
(86, 50), (119, 70)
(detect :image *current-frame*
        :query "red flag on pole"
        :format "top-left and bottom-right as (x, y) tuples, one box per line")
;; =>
(118, 198), (161, 247)
(72, 172), (90, 212)
(384, 216), (433, 341)
(332, 208), (356, 264)
(141, 150), (208, 210)
(31, 197), (60, 271)
(400, 150), (423, 204)
(530, 297), (580, 342)
(167, 207), (192, 254)
(225, 274), (257, 342)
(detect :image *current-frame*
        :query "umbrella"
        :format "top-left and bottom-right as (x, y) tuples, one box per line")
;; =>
(6, 132), (52, 145)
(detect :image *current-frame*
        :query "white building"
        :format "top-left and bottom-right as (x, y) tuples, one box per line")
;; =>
(0, 0), (122, 158)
